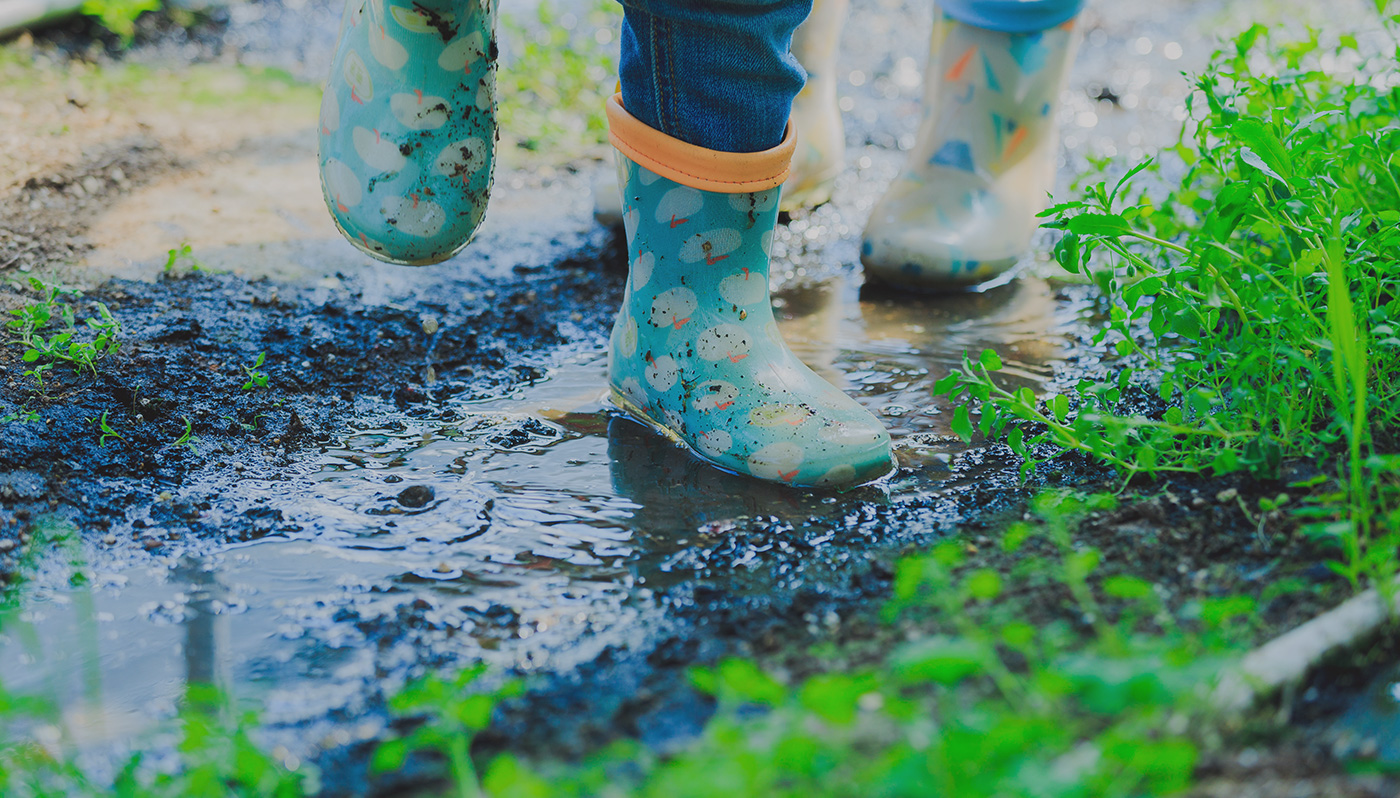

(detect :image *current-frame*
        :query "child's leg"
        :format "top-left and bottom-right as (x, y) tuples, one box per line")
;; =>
(318, 0), (498, 266)
(782, 0), (849, 212)
(593, 0), (845, 225)
(606, 0), (894, 488)
(617, 0), (808, 153)
(862, 0), (1085, 289)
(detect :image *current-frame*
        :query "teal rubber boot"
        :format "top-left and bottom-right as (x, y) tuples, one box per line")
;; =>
(318, 0), (497, 265)
(605, 96), (894, 489)
(861, 6), (1080, 289)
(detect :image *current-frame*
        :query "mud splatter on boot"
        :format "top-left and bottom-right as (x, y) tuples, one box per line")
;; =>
(604, 97), (894, 488)
(318, 0), (497, 265)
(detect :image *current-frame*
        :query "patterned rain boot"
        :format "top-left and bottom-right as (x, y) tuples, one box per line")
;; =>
(781, 0), (849, 213)
(861, 3), (1080, 289)
(605, 94), (894, 489)
(318, 0), (497, 266)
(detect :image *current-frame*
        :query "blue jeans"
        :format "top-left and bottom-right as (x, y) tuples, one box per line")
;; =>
(618, 0), (812, 154)
(616, 0), (1085, 154)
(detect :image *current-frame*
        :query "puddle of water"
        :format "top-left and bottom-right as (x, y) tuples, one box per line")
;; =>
(0, 264), (1080, 756)
(1325, 661), (1400, 765)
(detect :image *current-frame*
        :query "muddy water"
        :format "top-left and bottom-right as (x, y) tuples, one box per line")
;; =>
(0, 267), (1076, 758)
(9, 0), (1384, 780)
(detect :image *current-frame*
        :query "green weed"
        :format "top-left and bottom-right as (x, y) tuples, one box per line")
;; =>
(399, 493), (1234, 798)
(0, 408), (40, 425)
(938, 13), (1400, 588)
(80, 0), (160, 46)
(162, 243), (203, 276)
(93, 409), (124, 446)
(497, 0), (618, 160)
(4, 279), (121, 388)
(173, 416), (197, 452)
(241, 352), (269, 391)
(371, 665), (523, 798)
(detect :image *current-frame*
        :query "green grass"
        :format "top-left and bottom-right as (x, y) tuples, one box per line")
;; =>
(3, 11), (1398, 798)
(496, 0), (619, 162)
(0, 47), (319, 114)
(938, 7), (1400, 590)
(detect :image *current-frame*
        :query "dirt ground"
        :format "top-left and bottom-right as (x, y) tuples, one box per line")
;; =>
(2, 1), (1397, 796)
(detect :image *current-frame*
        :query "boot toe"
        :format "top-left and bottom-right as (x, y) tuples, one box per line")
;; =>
(805, 421), (895, 488)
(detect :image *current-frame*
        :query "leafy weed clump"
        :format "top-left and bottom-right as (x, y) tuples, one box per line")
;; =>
(938, 8), (1400, 588)
(3, 278), (121, 389)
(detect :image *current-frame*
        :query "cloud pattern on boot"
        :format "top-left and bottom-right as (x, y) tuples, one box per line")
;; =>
(319, 0), (496, 265)
(609, 155), (895, 489)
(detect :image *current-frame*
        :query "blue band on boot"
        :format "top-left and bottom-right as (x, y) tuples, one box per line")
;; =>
(938, 0), (1084, 33)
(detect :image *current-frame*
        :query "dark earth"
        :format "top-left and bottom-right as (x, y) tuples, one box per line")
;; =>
(2, 0), (1398, 795)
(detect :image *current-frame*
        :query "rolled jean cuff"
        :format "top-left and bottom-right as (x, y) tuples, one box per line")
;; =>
(939, 0), (1086, 33)
(617, 0), (812, 154)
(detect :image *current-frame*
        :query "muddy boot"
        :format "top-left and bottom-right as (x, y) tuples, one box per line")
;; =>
(604, 95), (894, 489)
(861, 1), (1081, 289)
(318, 0), (497, 266)
(781, 0), (848, 213)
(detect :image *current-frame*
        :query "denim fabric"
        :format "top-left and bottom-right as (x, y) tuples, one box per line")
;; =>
(939, 0), (1085, 33)
(617, 0), (812, 154)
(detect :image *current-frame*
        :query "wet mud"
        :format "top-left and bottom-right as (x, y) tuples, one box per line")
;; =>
(2, 0), (1397, 795)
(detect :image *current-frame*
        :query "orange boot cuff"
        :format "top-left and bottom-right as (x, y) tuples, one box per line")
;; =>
(606, 93), (795, 194)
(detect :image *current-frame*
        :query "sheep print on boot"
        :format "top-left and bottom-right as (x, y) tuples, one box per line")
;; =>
(318, 0), (497, 265)
(606, 97), (894, 489)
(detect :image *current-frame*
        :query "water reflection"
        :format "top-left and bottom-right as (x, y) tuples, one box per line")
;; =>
(178, 557), (230, 691)
(0, 267), (1082, 757)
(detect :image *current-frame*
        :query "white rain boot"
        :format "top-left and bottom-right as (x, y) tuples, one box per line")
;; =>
(861, 2), (1081, 289)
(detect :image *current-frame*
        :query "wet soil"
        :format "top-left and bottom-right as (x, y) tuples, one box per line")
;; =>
(2, 0), (1397, 795)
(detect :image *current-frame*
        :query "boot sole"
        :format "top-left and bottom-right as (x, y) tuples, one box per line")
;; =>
(609, 386), (892, 490)
(324, 205), (482, 267)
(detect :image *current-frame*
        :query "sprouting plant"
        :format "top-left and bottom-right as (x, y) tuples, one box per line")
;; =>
(0, 408), (40, 425)
(94, 410), (125, 446)
(80, 0), (161, 46)
(163, 242), (204, 275)
(220, 413), (269, 432)
(241, 352), (270, 391)
(173, 416), (198, 452)
(372, 664), (524, 798)
(4, 278), (121, 387)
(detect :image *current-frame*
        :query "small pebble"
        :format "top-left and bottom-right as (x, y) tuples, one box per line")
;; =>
(102, 534), (117, 545)
(397, 485), (435, 508)
(433, 561), (452, 574)
(1216, 488), (1239, 503)
(420, 315), (439, 335)
(0, 539), (16, 553)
